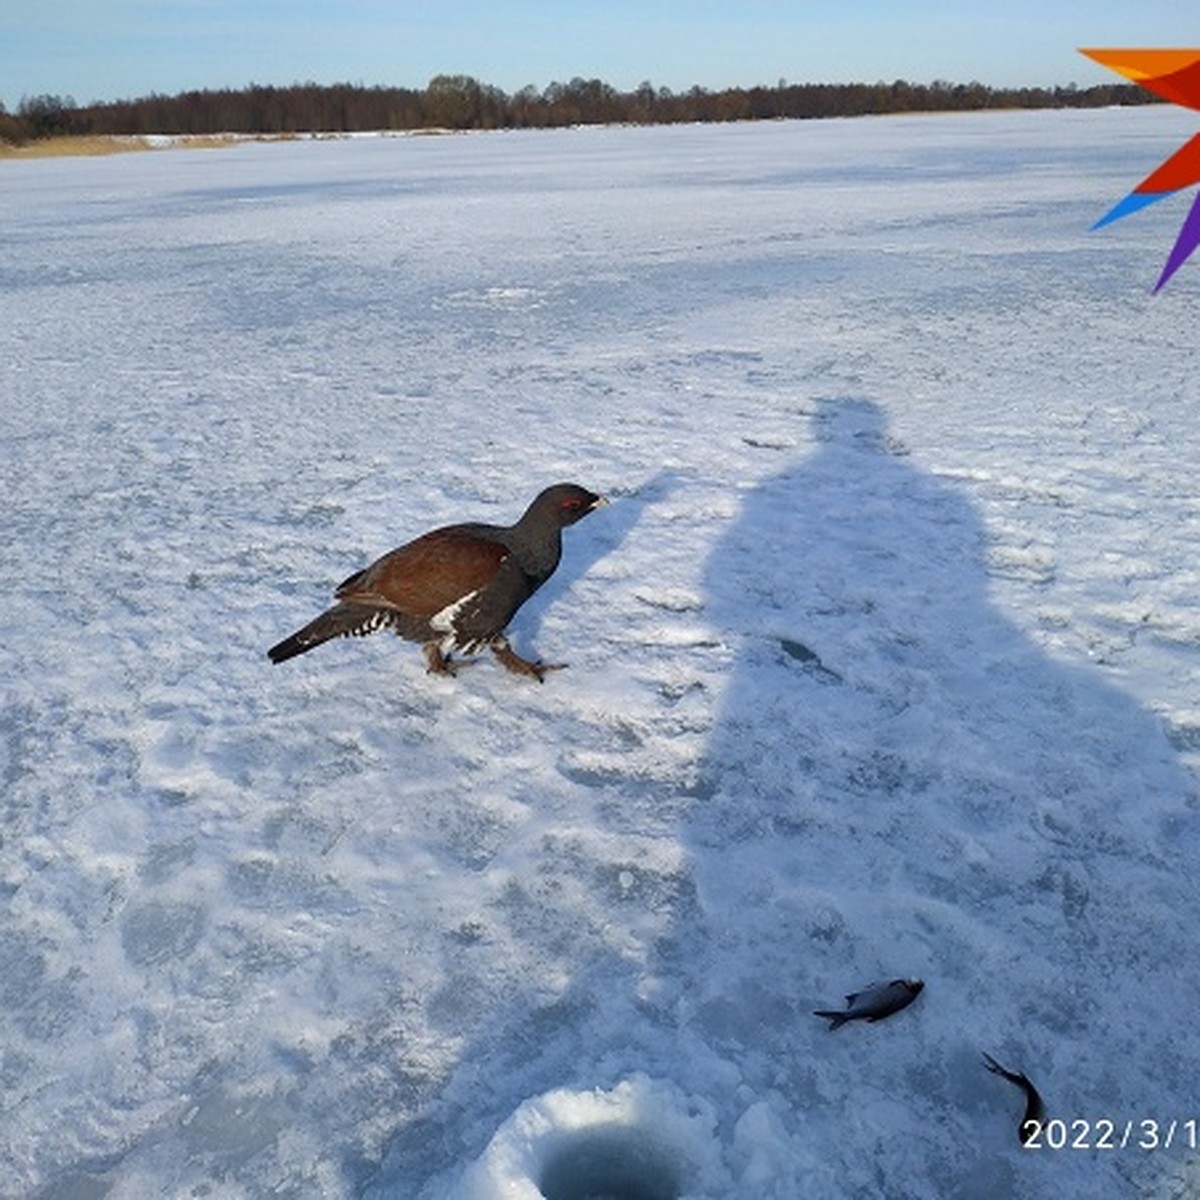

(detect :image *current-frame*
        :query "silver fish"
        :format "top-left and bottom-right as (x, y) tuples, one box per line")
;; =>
(813, 978), (924, 1029)
(983, 1053), (1046, 1145)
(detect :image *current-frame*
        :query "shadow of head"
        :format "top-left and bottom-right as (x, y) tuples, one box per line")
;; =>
(515, 467), (689, 644)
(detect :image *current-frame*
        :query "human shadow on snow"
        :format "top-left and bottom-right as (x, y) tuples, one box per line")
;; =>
(669, 396), (1200, 1197)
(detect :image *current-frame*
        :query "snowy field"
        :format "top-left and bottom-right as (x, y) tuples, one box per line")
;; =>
(3, 106), (1200, 1199)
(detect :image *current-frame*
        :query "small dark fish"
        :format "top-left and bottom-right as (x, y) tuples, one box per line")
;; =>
(813, 978), (924, 1030)
(983, 1053), (1046, 1145)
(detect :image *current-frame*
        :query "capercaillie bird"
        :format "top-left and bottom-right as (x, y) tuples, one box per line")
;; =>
(267, 483), (606, 680)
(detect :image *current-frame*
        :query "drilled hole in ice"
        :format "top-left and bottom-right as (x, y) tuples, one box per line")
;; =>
(537, 1124), (681, 1200)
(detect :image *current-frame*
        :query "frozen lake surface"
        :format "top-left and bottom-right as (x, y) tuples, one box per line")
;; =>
(3, 107), (1200, 1199)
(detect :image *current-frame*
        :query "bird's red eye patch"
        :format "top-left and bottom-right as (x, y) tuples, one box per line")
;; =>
(562, 498), (583, 510)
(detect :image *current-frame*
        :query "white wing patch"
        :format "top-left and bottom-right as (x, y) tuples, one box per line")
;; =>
(429, 587), (494, 654)
(430, 588), (480, 634)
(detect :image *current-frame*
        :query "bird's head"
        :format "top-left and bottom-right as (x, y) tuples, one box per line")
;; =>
(539, 483), (608, 527)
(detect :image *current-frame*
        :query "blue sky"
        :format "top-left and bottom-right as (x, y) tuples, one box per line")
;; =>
(1, 0), (1196, 111)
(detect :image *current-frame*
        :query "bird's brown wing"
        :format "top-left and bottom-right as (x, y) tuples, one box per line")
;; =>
(335, 526), (509, 618)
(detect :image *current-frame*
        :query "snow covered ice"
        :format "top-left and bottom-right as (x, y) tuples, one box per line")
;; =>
(3, 106), (1200, 1199)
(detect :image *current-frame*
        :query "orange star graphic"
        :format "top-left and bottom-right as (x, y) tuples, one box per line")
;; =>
(1081, 48), (1200, 290)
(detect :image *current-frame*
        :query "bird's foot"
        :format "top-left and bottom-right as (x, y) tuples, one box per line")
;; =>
(423, 644), (473, 676)
(491, 640), (565, 682)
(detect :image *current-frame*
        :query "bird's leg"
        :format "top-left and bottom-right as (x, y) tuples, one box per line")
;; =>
(490, 637), (565, 682)
(423, 643), (459, 676)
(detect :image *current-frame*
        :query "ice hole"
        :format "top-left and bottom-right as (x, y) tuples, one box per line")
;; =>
(459, 1075), (718, 1200)
(537, 1123), (681, 1200)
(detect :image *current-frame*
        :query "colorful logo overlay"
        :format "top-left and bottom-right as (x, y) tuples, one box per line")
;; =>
(1081, 48), (1200, 291)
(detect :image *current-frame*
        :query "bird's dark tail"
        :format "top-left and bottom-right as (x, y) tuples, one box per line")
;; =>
(267, 602), (397, 664)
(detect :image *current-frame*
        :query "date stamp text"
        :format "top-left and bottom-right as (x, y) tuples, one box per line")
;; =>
(1022, 1118), (1199, 1151)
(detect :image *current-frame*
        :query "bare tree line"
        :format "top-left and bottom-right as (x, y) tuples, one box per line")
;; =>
(2, 74), (1156, 144)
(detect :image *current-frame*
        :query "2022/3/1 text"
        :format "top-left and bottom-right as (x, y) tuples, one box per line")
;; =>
(1023, 1119), (1198, 1150)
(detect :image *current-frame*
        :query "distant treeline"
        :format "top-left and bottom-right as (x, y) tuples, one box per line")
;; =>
(2, 74), (1159, 142)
